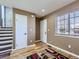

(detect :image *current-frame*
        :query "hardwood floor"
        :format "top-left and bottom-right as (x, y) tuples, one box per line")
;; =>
(1, 42), (78, 59)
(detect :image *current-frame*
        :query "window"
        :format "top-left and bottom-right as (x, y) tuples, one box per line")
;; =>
(0, 5), (2, 27)
(0, 5), (13, 27)
(56, 10), (79, 37)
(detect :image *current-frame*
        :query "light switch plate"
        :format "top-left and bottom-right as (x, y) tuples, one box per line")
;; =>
(30, 40), (32, 42)
(30, 29), (32, 31)
(48, 29), (50, 31)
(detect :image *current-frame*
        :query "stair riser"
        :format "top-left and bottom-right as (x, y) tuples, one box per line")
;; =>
(0, 37), (13, 40)
(0, 40), (13, 44)
(0, 28), (13, 57)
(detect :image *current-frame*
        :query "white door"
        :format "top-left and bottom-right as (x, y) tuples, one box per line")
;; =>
(40, 19), (47, 43)
(15, 14), (27, 49)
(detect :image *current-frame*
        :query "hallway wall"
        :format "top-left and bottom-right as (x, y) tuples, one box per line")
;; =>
(13, 8), (36, 48)
(44, 0), (79, 55)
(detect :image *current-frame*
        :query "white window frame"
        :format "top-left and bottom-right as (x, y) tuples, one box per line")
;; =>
(55, 11), (79, 38)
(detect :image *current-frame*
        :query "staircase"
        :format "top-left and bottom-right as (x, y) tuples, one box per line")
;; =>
(0, 27), (13, 58)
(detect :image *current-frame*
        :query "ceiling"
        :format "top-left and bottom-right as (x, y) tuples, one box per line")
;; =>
(0, 0), (76, 17)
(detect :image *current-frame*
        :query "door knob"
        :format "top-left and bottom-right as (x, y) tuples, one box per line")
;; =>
(24, 33), (27, 35)
(45, 32), (47, 34)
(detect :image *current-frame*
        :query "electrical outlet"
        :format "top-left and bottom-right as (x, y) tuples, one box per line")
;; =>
(68, 45), (71, 48)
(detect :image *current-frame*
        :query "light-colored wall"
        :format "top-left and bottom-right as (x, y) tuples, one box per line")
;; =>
(44, 1), (79, 55)
(13, 8), (36, 48)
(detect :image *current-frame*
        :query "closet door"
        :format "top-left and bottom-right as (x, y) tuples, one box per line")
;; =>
(15, 14), (27, 49)
(40, 19), (47, 43)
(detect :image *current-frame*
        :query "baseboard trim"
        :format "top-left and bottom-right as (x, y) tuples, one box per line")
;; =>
(12, 44), (35, 53)
(46, 43), (79, 58)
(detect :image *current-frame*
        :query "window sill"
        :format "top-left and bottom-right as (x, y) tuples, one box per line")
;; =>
(55, 34), (79, 39)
